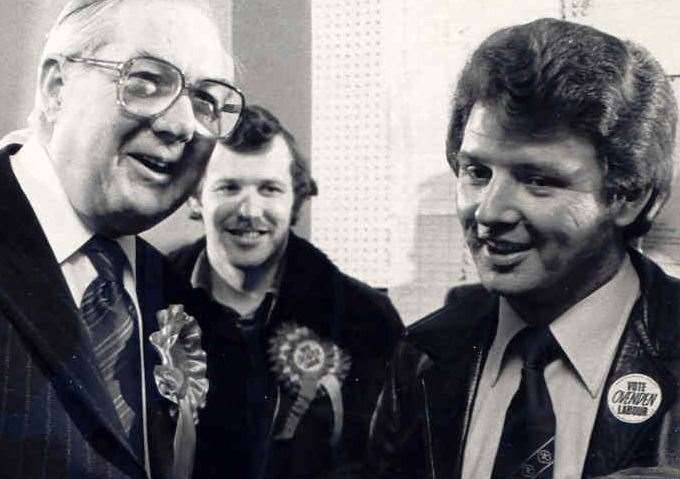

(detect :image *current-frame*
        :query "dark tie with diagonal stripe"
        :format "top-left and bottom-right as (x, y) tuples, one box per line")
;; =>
(492, 327), (561, 479)
(80, 235), (143, 456)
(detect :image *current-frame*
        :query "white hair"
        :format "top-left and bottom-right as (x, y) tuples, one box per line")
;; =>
(28, 0), (122, 133)
(28, 0), (214, 134)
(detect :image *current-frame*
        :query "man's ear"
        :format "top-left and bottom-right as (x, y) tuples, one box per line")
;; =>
(613, 187), (654, 229)
(187, 196), (203, 221)
(39, 58), (65, 123)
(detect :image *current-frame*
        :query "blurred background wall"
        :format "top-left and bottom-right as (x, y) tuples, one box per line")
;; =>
(1, 1), (678, 324)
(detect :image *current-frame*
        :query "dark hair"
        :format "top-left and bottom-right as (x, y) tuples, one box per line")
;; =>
(223, 104), (318, 224)
(447, 18), (678, 238)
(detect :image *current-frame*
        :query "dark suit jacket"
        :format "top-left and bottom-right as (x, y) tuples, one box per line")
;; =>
(170, 234), (404, 479)
(367, 250), (680, 478)
(0, 144), (180, 478)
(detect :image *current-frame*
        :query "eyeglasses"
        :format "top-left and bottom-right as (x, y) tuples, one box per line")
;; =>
(63, 55), (245, 140)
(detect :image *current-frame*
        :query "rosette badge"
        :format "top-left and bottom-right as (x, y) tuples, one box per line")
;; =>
(269, 323), (351, 445)
(150, 305), (208, 479)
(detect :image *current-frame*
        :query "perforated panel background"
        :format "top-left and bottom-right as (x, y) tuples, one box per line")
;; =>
(311, 0), (392, 285)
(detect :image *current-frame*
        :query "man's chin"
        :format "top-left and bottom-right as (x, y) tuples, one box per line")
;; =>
(89, 203), (177, 237)
(222, 246), (268, 269)
(477, 269), (543, 298)
(229, 257), (270, 272)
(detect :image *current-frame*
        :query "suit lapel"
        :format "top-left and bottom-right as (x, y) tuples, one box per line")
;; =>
(414, 287), (498, 478)
(421, 346), (485, 478)
(136, 240), (174, 479)
(0, 148), (144, 474)
(583, 276), (679, 476)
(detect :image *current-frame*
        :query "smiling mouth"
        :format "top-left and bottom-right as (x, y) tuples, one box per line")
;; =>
(227, 229), (268, 240)
(482, 238), (532, 255)
(129, 153), (175, 175)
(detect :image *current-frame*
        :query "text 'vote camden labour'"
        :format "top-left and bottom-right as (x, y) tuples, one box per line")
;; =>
(607, 374), (661, 424)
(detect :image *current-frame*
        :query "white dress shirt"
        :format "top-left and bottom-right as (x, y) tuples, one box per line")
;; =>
(10, 137), (140, 314)
(10, 136), (150, 475)
(462, 256), (640, 479)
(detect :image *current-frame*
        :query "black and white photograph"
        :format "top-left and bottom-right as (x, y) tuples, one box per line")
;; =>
(0, 1), (679, 478)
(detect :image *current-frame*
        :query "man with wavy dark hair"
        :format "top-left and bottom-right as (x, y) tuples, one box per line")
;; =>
(368, 18), (678, 479)
(222, 105), (318, 222)
(170, 105), (403, 478)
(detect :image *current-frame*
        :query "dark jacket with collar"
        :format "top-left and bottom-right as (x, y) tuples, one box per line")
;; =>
(169, 234), (404, 479)
(366, 250), (680, 479)
(0, 144), (184, 478)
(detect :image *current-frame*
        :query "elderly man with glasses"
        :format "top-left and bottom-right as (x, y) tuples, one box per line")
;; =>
(0, 0), (243, 478)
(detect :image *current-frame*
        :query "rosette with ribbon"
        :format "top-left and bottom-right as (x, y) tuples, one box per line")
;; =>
(268, 323), (351, 446)
(149, 305), (208, 479)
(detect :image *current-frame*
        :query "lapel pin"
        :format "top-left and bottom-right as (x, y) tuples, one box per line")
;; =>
(606, 373), (661, 424)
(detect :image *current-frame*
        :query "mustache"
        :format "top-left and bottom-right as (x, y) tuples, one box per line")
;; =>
(224, 216), (271, 231)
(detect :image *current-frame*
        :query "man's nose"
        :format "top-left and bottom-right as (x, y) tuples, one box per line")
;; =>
(150, 93), (196, 144)
(473, 176), (522, 226)
(237, 190), (264, 218)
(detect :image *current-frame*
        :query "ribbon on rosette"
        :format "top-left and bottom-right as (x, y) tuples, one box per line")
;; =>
(149, 305), (208, 479)
(268, 323), (351, 446)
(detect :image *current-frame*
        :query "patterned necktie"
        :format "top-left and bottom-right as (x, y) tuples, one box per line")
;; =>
(80, 235), (142, 452)
(492, 327), (561, 479)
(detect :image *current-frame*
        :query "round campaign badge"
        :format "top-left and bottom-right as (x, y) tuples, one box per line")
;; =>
(292, 339), (327, 374)
(607, 373), (662, 424)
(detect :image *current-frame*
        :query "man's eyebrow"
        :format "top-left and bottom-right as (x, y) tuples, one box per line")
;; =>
(457, 151), (485, 164)
(512, 162), (567, 176)
(136, 49), (156, 59)
(127, 49), (173, 66)
(262, 179), (288, 186)
(131, 50), (233, 84)
(458, 151), (577, 176)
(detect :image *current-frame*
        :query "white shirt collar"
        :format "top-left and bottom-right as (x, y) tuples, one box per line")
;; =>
(190, 248), (211, 291)
(489, 255), (640, 397)
(10, 136), (136, 272)
(191, 245), (281, 290)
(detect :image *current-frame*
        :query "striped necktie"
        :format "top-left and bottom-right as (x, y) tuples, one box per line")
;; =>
(80, 235), (143, 452)
(492, 327), (561, 479)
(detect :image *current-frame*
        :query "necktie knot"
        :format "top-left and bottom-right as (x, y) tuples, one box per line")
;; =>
(82, 235), (129, 283)
(514, 327), (561, 370)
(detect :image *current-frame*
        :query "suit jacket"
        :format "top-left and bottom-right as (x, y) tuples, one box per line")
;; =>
(170, 234), (404, 479)
(0, 144), (180, 478)
(367, 250), (680, 478)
